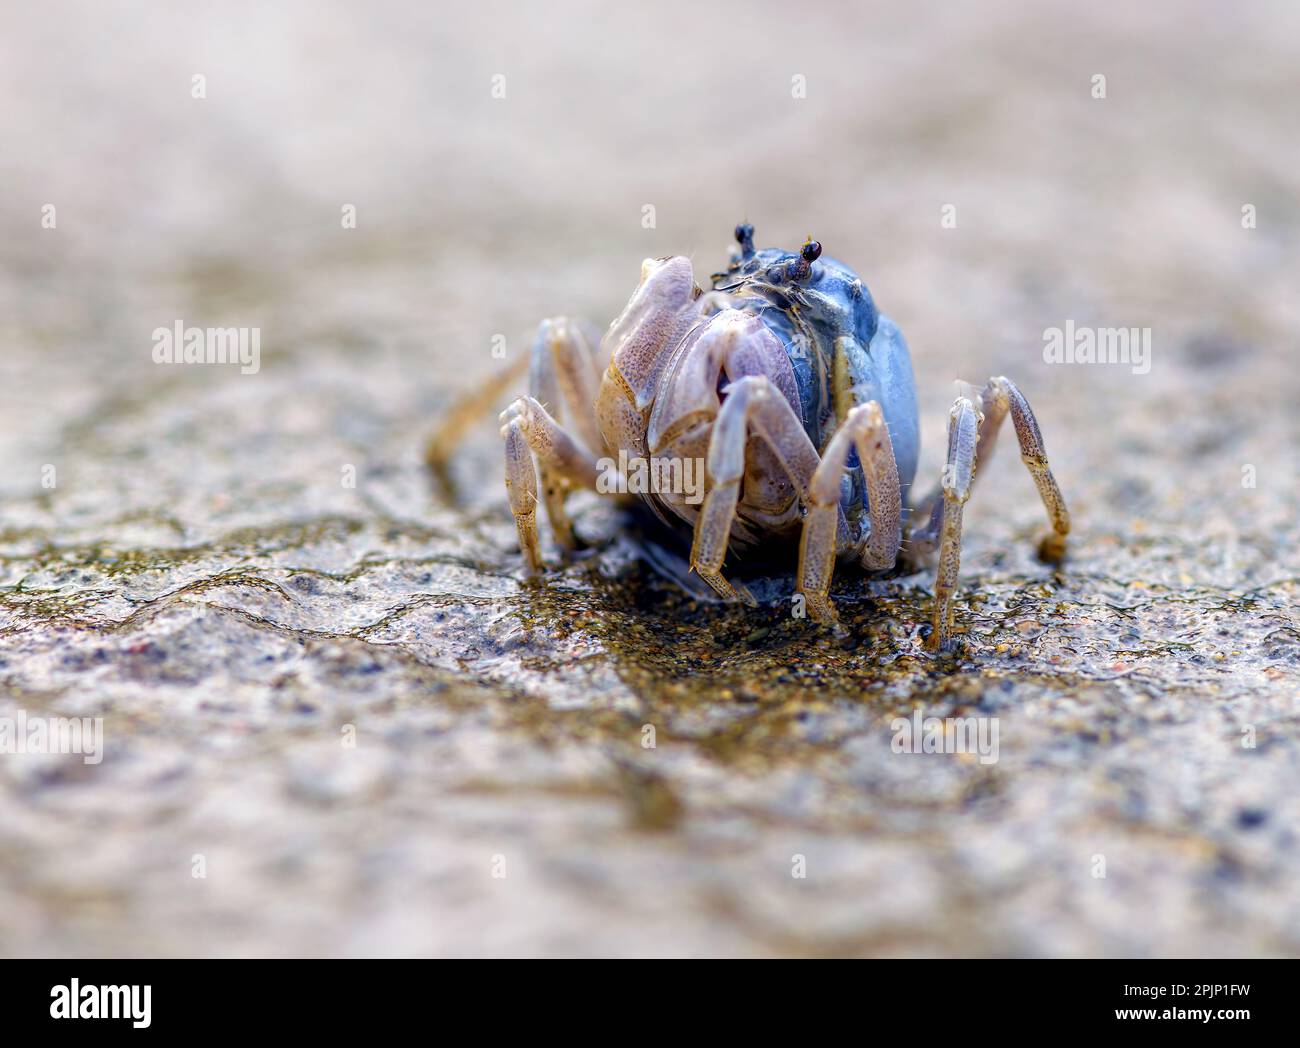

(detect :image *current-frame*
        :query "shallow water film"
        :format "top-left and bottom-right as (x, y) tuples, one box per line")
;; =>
(1, 2), (1298, 956)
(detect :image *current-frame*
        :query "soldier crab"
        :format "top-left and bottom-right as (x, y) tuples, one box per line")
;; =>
(498, 223), (1070, 649)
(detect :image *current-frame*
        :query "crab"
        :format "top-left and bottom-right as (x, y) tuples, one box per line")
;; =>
(495, 223), (1070, 649)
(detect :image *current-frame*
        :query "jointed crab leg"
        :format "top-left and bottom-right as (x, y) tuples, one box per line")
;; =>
(530, 317), (605, 463)
(427, 352), (529, 497)
(503, 416), (543, 571)
(912, 376), (1070, 550)
(974, 376), (1071, 556)
(501, 394), (601, 569)
(690, 374), (820, 603)
(796, 401), (902, 623)
(519, 317), (608, 551)
(922, 396), (980, 648)
(910, 375), (1069, 649)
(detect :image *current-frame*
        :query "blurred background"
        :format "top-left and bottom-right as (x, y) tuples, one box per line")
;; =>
(0, 0), (1297, 956)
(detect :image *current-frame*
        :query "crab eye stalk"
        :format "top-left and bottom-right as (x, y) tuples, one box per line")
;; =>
(734, 222), (756, 261)
(788, 236), (822, 281)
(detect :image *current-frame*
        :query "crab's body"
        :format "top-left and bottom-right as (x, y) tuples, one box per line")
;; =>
(704, 234), (921, 535)
(499, 225), (1070, 648)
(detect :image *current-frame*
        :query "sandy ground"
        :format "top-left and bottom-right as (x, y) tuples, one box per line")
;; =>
(1, 1), (1298, 956)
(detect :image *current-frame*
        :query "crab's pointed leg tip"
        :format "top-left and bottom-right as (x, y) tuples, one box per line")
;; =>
(1038, 532), (1068, 564)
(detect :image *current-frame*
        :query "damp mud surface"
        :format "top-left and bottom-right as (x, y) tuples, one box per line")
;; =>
(1, 2), (1298, 956)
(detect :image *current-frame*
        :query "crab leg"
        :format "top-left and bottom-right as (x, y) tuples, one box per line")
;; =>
(503, 416), (543, 571)
(909, 376), (1070, 647)
(912, 377), (1070, 556)
(796, 401), (902, 624)
(972, 376), (1071, 557)
(520, 317), (608, 550)
(500, 394), (601, 569)
(427, 353), (529, 493)
(691, 374), (821, 603)
(530, 317), (604, 462)
(913, 396), (981, 649)
(647, 308), (803, 531)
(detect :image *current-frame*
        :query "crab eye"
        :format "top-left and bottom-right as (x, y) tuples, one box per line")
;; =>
(801, 239), (822, 262)
(735, 223), (754, 245)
